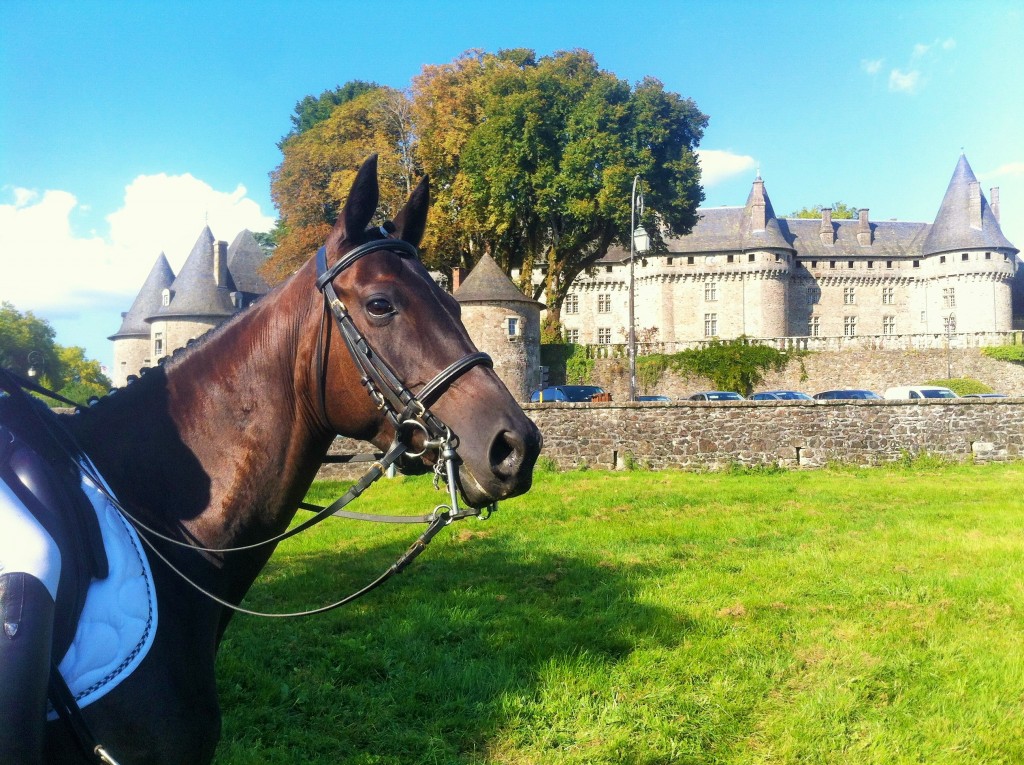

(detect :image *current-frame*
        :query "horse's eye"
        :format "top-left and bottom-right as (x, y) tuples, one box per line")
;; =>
(366, 297), (395, 318)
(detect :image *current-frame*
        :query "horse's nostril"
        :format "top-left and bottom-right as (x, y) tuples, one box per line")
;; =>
(489, 429), (524, 479)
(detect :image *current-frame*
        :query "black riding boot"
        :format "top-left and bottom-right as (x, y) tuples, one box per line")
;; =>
(0, 571), (54, 765)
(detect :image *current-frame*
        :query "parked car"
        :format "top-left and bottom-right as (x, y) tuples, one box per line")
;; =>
(884, 385), (958, 400)
(636, 395), (671, 402)
(750, 390), (813, 401)
(813, 389), (883, 400)
(686, 391), (745, 401)
(530, 385), (607, 403)
(963, 393), (1008, 398)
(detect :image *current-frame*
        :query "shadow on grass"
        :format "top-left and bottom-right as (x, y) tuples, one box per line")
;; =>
(214, 528), (692, 764)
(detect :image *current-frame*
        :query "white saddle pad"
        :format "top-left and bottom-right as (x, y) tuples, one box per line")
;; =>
(47, 467), (158, 719)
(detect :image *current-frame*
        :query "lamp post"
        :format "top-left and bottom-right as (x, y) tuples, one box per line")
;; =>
(27, 350), (41, 378)
(945, 313), (956, 380)
(628, 175), (650, 402)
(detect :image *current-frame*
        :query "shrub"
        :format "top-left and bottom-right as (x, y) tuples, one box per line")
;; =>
(924, 377), (993, 395)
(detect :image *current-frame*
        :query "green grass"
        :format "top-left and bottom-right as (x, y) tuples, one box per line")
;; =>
(214, 462), (1024, 764)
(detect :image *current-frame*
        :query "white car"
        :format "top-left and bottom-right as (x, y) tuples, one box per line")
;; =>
(883, 385), (958, 400)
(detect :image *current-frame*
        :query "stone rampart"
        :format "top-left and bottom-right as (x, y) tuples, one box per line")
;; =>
(524, 398), (1024, 470)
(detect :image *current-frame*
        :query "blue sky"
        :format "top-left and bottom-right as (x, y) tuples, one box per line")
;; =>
(2, 0), (1022, 371)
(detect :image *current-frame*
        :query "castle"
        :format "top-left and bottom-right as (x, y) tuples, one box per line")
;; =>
(548, 154), (1018, 349)
(109, 227), (270, 387)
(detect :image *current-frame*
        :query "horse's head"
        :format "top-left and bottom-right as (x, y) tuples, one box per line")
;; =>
(312, 156), (541, 508)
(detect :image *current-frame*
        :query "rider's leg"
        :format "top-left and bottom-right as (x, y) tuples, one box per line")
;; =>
(0, 572), (55, 765)
(0, 479), (61, 765)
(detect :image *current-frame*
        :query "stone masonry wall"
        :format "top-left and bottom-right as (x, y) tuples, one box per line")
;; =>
(524, 398), (1024, 471)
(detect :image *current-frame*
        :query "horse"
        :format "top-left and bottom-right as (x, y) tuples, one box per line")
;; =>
(5, 155), (541, 763)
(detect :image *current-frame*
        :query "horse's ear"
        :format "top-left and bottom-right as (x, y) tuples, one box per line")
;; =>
(335, 155), (379, 241)
(392, 174), (430, 248)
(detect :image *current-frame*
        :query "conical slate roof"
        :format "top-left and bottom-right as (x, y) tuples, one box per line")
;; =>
(740, 176), (792, 250)
(454, 254), (544, 307)
(152, 226), (237, 320)
(922, 154), (1017, 256)
(108, 253), (175, 340)
(227, 229), (270, 295)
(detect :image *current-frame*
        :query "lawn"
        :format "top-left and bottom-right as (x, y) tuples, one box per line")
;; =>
(214, 460), (1024, 764)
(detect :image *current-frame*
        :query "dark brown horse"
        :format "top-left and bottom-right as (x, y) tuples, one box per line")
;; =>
(42, 156), (541, 763)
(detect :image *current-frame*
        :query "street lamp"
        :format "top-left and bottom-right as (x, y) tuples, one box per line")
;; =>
(27, 350), (41, 378)
(945, 313), (956, 380)
(628, 175), (650, 402)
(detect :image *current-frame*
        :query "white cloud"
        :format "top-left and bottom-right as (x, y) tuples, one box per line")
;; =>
(889, 68), (922, 94)
(985, 161), (1024, 178)
(697, 150), (758, 187)
(0, 174), (274, 314)
(861, 58), (884, 75)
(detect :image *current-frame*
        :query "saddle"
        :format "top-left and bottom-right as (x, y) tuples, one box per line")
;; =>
(0, 387), (108, 665)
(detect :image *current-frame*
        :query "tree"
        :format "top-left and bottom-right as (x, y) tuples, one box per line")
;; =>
(0, 302), (111, 403)
(450, 51), (707, 333)
(265, 87), (418, 281)
(280, 80), (380, 146)
(789, 201), (859, 219)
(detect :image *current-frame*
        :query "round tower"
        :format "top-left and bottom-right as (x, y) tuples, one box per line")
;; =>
(453, 254), (544, 402)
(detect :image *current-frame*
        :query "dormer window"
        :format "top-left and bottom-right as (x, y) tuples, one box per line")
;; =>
(161, 288), (171, 307)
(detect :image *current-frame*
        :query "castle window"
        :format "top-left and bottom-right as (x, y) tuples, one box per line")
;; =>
(605, 265), (613, 273)
(597, 294), (611, 313)
(882, 287), (894, 305)
(667, 257), (673, 266)
(704, 313), (718, 337)
(154, 333), (164, 357)
(830, 261), (836, 269)
(962, 253), (969, 261)
(749, 253), (756, 263)
(687, 256), (694, 265)
(844, 316), (857, 337)
(985, 252), (991, 260)
(940, 256), (946, 264)
(775, 254), (782, 263)
(161, 288), (171, 307)
(867, 261), (874, 269)
(843, 287), (856, 305)
(848, 261), (854, 269)
(807, 285), (820, 304)
(944, 315), (956, 333)
(506, 317), (520, 338)
(886, 260), (893, 269)
(597, 327), (612, 344)
(883, 316), (896, 335)
(913, 260), (920, 268)
(811, 261), (818, 269)
(809, 316), (820, 337)
(565, 294), (579, 314)
(727, 254), (735, 263)
(943, 287), (956, 309)
(705, 282), (718, 301)
(641, 259), (648, 267)
(566, 329), (579, 343)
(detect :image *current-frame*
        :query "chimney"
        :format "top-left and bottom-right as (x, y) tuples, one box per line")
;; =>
(451, 266), (468, 293)
(969, 182), (982, 230)
(750, 178), (766, 232)
(819, 207), (835, 246)
(991, 186), (1001, 223)
(857, 208), (872, 246)
(213, 240), (228, 287)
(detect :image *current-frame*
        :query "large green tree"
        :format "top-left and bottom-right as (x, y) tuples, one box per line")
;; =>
(789, 201), (859, 219)
(280, 80), (380, 146)
(0, 302), (111, 403)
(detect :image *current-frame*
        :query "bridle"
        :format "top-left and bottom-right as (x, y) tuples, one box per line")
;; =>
(98, 232), (499, 618)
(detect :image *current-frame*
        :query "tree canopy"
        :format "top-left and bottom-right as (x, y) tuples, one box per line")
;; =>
(0, 302), (111, 404)
(281, 81), (381, 146)
(789, 201), (859, 219)
(266, 50), (708, 330)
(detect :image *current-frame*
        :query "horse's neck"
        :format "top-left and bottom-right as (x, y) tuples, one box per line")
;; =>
(73, 275), (332, 549)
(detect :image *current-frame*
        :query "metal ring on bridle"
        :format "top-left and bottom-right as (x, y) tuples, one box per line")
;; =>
(398, 418), (442, 459)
